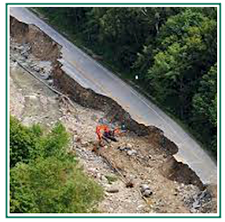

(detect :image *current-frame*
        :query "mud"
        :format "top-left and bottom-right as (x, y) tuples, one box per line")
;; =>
(51, 55), (204, 190)
(10, 16), (61, 61)
(10, 15), (204, 191)
(161, 156), (204, 190)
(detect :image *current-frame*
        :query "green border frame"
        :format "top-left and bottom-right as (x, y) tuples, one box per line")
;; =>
(5, 2), (221, 218)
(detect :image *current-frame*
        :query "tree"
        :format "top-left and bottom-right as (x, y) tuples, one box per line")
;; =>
(10, 157), (103, 213)
(10, 117), (69, 167)
(35, 7), (218, 156)
(10, 116), (42, 168)
(95, 7), (149, 69)
(192, 64), (217, 154)
(37, 122), (70, 159)
(10, 118), (104, 213)
(147, 9), (217, 119)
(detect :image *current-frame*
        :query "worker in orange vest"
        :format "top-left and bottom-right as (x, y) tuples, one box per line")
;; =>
(96, 124), (119, 146)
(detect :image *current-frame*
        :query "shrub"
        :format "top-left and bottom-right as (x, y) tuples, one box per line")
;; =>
(10, 117), (70, 167)
(37, 122), (70, 159)
(10, 117), (104, 213)
(10, 116), (42, 168)
(10, 157), (103, 213)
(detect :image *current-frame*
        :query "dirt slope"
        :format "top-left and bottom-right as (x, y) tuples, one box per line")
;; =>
(9, 16), (217, 214)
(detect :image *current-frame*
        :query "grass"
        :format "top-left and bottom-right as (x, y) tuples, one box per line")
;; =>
(105, 174), (118, 184)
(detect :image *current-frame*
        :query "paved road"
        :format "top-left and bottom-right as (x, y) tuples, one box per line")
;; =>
(10, 7), (217, 184)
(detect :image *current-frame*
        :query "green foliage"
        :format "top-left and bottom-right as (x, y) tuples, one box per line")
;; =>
(193, 64), (217, 125)
(10, 117), (69, 167)
(10, 116), (42, 167)
(10, 117), (104, 213)
(37, 122), (70, 159)
(192, 64), (217, 154)
(35, 7), (217, 156)
(36, 7), (182, 71)
(146, 9), (217, 155)
(10, 158), (103, 213)
(147, 9), (216, 117)
(105, 174), (118, 184)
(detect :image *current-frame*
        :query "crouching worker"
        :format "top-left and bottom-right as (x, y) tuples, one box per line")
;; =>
(96, 124), (120, 146)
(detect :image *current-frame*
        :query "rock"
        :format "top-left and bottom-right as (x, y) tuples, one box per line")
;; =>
(88, 167), (97, 175)
(33, 66), (40, 72)
(192, 201), (201, 209)
(193, 194), (198, 201)
(126, 181), (134, 188)
(15, 45), (24, 51)
(81, 141), (88, 147)
(76, 137), (81, 143)
(27, 95), (37, 100)
(73, 135), (78, 141)
(118, 146), (131, 152)
(143, 189), (153, 197)
(106, 188), (119, 193)
(40, 72), (50, 80)
(21, 52), (29, 59)
(128, 174), (136, 181)
(126, 143), (132, 149)
(140, 184), (153, 197)
(96, 172), (101, 179)
(47, 79), (53, 85)
(104, 192), (111, 197)
(190, 208), (198, 213)
(140, 184), (150, 193)
(200, 190), (211, 201)
(177, 184), (215, 213)
(137, 204), (145, 210)
(127, 149), (137, 156)
(100, 175), (108, 184)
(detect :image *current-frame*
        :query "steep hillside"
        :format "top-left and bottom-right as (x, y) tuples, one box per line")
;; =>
(9, 16), (217, 214)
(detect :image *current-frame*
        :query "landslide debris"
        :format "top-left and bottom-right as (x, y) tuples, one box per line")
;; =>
(9, 15), (217, 214)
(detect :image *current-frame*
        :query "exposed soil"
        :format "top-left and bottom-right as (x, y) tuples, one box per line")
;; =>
(9, 16), (217, 214)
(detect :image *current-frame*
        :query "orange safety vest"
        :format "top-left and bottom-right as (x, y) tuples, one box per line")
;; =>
(96, 125), (110, 140)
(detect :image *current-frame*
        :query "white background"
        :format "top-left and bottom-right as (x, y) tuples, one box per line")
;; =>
(0, 0), (223, 221)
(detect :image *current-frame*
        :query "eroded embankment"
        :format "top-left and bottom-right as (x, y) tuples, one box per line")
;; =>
(10, 16), (204, 190)
(10, 16), (61, 61)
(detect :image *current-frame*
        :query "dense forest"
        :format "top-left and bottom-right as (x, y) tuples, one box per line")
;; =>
(37, 7), (217, 156)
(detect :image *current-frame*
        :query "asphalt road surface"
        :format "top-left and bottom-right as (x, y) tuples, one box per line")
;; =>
(10, 7), (217, 184)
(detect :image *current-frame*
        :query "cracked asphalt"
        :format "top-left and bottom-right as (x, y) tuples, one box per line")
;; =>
(10, 7), (217, 184)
